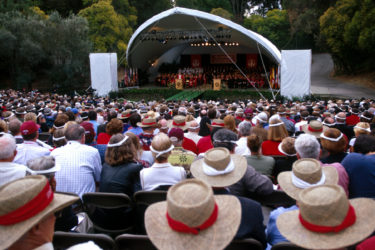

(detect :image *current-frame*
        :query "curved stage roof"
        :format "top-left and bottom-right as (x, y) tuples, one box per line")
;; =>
(126, 7), (281, 69)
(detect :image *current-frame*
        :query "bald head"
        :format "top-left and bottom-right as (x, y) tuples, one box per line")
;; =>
(188, 121), (199, 132)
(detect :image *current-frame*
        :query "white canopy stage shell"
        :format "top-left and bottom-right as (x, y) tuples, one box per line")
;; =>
(126, 7), (281, 71)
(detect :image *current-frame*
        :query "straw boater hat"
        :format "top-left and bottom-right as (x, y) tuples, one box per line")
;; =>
(190, 148), (247, 187)
(137, 117), (157, 128)
(209, 119), (225, 128)
(277, 158), (338, 200)
(167, 115), (191, 130)
(302, 120), (328, 138)
(0, 175), (78, 249)
(277, 185), (375, 249)
(145, 179), (241, 250)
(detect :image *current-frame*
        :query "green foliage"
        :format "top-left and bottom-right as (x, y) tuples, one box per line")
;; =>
(320, 0), (375, 73)
(79, 0), (133, 63)
(0, 11), (91, 91)
(129, 0), (172, 28)
(37, 0), (84, 16)
(244, 9), (290, 49)
(0, 0), (40, 13)
(210, 8), (233, 20)
(175, 0), (232, 14)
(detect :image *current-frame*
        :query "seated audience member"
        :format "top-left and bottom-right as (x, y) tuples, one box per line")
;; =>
(278, 106), (295, 136)
(52, 123), (102, 198)
(27, 156), (78, 232)
(184, 120), (201, 145)
(97, 109), (117, 135)
(97, 118), (123, 145)
(301, 119), (328, 139)
(353, 134), (375, 154)
(342, 135), (375, 199)
(140, 133), (186, 191)
(349, 122), (371, 152)
(168, 128), (197, 172)
(235, 121), (252, 156)
(245, 134), (275, 176)
(272, 137), (298, 181)
(8, 119), (23, 144)
(294, 110), (309, 132)
(144, 179), (241, 250)
(13, 121), (50, 165)
(127, 112), (143, 136)
(261, 118), (288, 156)
(190, 148), (267, 246)
(137, 117), (158, 151)
(197, 116), (214, 154)
(0, 133), (30, 186)
(157, 119), (169, 135)
(81, 121), (96, 146)
(335, 111), (355, 139)
(95, 134), (142, 230)
(223, 115), (238, 134)
(276, 185), (375, 249)
(267, 158), (339, 246)
(0, 119), (8, 133)
(210, 128), (273, 197)
(48, 113), (69, 145)
(0, 175), (79, 250)
(126, 132), (154, 168)
(320, 128), (348, 164)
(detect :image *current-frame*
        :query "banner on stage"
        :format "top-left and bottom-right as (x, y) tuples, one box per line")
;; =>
(191, 55), (202, 68)
(211, 54), (236, 64)
(175, 79), (183, 90)
(213, 79), (221, 91)
(246, 54), (258, 68)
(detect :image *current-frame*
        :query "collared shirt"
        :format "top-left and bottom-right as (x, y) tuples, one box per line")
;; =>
(235, 136), (251, 156)
(0, 162), (29, 186)
(33, 242), (54, 250)
(13, 141), (51, 166)
(52, 141), (102, 198)
(184, 131), (202, 145)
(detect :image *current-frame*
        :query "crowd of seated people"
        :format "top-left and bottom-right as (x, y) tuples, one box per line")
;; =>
(1, 88), (375, 249)
(155, 65), (268, 89)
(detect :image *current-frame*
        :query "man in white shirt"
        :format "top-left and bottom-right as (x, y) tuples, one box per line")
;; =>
(295, 110), (309, 132)
(52, 123), (102, 198)
(13, 121), (50, 166)
(184, 120), (201, 144)
(0, 133), (30, 186)
(235, 121), (251, 156)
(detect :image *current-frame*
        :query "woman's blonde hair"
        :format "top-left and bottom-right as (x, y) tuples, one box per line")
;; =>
(0, 120), (8, 133)
(320, 128), (347, 154)
(353, 122), (371, 136)
(224, 115), (237, 134)
(105, 133), (136, 166)
(24, 112), (37, 123)
(267, 118), (288, 142)
(151, 133), (172, 163)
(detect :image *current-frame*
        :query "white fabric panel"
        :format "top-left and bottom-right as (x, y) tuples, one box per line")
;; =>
(281, 50), (311, 99)
(89, 53), (118, 96)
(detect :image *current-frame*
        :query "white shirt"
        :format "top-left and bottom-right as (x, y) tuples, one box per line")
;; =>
(184, 131), (202, 145)
(140, 162), (186, 191)
(295, 120), (308, 132)
(97, 115), (104, 125)
(13, 141), (51, 166)
(140, 150), (154, 166)
(52, 141), (102, 198)
(235, 137), (251, 156)
(0, 162), (29, 186)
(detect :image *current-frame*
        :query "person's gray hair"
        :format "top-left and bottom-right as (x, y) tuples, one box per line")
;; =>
(0, 133), (16, 160)
(238, 121), (252, 137)
(295, 134), (320, 159)
(212, 128), (238, 152)
(27, 156), (55, 172)
(8, 119), (22, 136)
(65, 123), (85, 141)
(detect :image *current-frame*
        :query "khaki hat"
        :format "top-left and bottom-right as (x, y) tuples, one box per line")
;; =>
(209, 119), (225, 128)
(277, 185), (375, 249)
(167, 115), (191, 130)
(190, 147), (247, 187)
(301, 120), (328, 138)
(137, 117), (157, 128)
(145, 179), (241, 250)
(277, 158), (338, 200)
(0, 175), (79, 249)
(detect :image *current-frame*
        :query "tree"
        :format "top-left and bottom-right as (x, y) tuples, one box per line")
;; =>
(244, 9), (290, 49)
(37, 0), (84, 16)
(210, 7), (233, 20)
(175, 0), (232, 15)
(320, 0), (375, 73)
(0, 0), (40, 13)
(79, 0), (133, 63)
(129, 0), (172, 28)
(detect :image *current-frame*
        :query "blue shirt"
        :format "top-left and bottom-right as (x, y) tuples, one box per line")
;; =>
(89, 120), (99, 135)
(127, 127), (143, 136)
(266, 205), (298, 247)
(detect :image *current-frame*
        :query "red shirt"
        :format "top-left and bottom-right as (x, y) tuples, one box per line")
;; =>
(346, 115), (360, 126)
(97, 133), (111, 145)
(197, 135), (213, 154)
(261, 140), (283, 156)
(182, 137), (198, 154)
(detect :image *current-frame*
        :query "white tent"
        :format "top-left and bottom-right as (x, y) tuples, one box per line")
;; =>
(126, 7), (281, 70)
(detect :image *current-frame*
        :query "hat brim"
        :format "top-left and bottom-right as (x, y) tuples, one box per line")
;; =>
(190, 155), (247, 187)
(277, 166), (338, 200)
(277, 198), (375, 249)
(167, 120), (191, 131)
(137, 122), (157, 128)
(0, 193), (78, 249)
(145, 195), (241, 250)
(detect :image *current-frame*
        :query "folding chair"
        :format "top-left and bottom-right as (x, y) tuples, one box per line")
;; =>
(38, 132), (51, 143)
(53, 231), (117, 250)
(55, 191), (82, 213)
(225, 238), (264, 250)
(115, 234), (156, 250)
(271, 242), (307, 250)
(82, 192), (134, 236)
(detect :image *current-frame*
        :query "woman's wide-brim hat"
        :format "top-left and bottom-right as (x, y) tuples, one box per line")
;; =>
(145, 179), (241, 250)
(167, 115), (191, 130)
(137, 117), (157, 128)
(0, 175), (79, 249)
(277, 158), (338, 200)
(302, 120), (328, 138)
(277, 185), (375, 249)
(190, 147), (247, 187)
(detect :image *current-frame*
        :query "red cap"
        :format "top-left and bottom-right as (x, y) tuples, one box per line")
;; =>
(80, 122), (96, 138)
(21, 121), (39, 135)
(168, 128), (184, 141)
